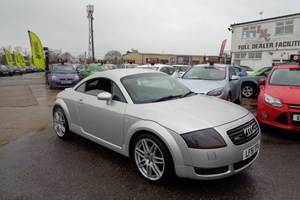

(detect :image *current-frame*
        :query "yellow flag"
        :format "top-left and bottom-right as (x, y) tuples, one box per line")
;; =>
(13, 51), (22, 66)
(19, 53), (26, 66)
(4, 49), (14, 66)
(28, 30), (45, 70)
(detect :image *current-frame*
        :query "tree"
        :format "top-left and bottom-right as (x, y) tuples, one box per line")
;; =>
(61, 52), (73, 63)
(104, 50), (122, 65)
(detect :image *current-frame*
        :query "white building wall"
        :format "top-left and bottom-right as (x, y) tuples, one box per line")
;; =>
(230, 14), (300, 71)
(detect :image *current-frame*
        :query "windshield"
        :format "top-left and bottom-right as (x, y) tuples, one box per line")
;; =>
(121, 73), (193, 104)
(88, 65), (110, 71)
(269, 68), (300, 86)
(182, 66), (226, 80)
(52, 65), (76, 73)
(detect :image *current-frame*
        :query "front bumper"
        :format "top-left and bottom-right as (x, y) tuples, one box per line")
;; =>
(171, 113), (261, 180)
(257, 101), (300, 132)
(50, 80), (79, 88)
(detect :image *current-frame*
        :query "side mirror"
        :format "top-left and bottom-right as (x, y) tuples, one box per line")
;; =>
(231, 75), (239, 80)
(97, 92), (112, 104)
(259, 79), (266, 85)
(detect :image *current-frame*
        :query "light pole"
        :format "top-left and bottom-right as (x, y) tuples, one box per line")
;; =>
(87, 4), (95, 63)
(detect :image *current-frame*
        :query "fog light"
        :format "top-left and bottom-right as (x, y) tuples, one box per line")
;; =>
(262, 113), (269, 119)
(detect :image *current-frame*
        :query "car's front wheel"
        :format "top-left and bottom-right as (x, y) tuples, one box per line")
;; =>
(53, 107), (74, 139)
(133, 133), (174, 184)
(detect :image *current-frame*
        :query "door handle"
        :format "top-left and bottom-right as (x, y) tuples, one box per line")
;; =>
(77, 99), (83, 104)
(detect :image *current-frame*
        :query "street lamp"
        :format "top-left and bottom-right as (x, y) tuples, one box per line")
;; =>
(87, 4), (95, 63)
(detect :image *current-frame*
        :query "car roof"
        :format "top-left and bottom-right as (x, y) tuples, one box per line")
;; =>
(193, 63), (228, 68)
(86, 68), (161, 80)
(273, 63), (300, 69)
(138, 64), (173, 68)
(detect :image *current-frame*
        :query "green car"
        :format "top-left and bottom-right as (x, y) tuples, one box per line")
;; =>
(241, 66), (273, 98)
(80, 63), (111, 79)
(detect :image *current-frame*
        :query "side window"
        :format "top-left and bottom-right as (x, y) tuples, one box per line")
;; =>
(229, 67), (237, 78)
(160, 67), (167, 74)
(111, 83), (126, 103)
(168, 67), (175, 75)
(76, 82), (86, 93)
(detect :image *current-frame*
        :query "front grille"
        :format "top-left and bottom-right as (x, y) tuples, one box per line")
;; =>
(233, 152), (257, 170)
(274, 113), (288, 125)
(227, 119), (259, 145)
(288, 104), (300, 109)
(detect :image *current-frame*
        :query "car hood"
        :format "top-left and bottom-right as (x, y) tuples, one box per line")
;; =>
(126, 95), (249, 134)
(51, 73), (77, 79)
(265, 85), (300, 104)
(179, 79), (226, 94)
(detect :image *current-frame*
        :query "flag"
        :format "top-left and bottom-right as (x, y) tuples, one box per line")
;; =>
(219, 39), (227, 56)
(4, 49), (14, 66)
(28, 30), (45, 70)
(13, 51), (22, 66)
(19, 53), (26, 66)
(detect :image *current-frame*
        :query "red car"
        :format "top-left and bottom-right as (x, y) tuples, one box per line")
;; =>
(257, 57), (300, 131)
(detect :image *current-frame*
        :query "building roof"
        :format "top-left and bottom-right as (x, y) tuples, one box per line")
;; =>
(230, 13), (300, 27)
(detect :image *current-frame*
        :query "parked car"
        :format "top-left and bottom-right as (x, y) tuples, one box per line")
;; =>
(241, 66), (273, 98)
(47, 63), (80, 89)
(0, 65), (9, 76)
(173, 65), (191, 77)
(240, 65), (255, 76)
(12, 66), (22, 75)
(7, 66), (15, 76)
(81, 63), (111, 79)
(138, 64), (177, 77)
(233, 65), (248, 77)
(19, 66), (27, 74)
(25, 66), (34, 73)
(53, 69), (261, 183)
(118, 63), (139, 69)
(257, 61), (300, 131)
(180, 63), (242, 103)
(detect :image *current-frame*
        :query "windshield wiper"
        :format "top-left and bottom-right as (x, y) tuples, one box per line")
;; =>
(181, 91), (196, 98)
(153, 95), (182, 102)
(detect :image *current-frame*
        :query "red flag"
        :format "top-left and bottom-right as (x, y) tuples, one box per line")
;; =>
(219, 39), (227, 56)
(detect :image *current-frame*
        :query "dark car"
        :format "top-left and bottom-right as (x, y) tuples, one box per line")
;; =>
(0, 65), (9, 76)
(13, 66), (22, 75)
(25, 66), (34, 73)
(47, 64), (80, 89)
(7, 66), (15, 76)
(241, 66), (272, 98)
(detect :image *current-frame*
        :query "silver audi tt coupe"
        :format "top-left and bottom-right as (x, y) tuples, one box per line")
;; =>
(53, 69), (261, 184)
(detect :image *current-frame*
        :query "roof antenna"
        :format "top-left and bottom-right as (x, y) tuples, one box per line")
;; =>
(259, 11), (263, 19)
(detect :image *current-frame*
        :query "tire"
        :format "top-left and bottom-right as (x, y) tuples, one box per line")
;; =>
(227, 93), (232, 102)
(234, 91), (241, 104)
(242, 83), (257, 98)
(53, 107), (74, 139)
(133, 133), (174, 184)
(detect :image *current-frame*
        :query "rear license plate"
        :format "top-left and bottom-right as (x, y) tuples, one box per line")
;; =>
(61, 81), (72, 84)
(292, 114), (300, 122)
(243, 140), (260, 160)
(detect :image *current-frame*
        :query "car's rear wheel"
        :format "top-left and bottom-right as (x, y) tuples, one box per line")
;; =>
(242, 83), (256, 98)
(133, 133), (174, 184)
(53, 107), (74, 139)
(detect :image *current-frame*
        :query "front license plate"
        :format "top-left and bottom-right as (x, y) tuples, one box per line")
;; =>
(292, 114), (300, 122)
(243, 141), (260, 160)
(61, 81), (72, 84)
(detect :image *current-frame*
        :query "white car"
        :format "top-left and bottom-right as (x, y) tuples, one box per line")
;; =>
(138, 64), (177, 77)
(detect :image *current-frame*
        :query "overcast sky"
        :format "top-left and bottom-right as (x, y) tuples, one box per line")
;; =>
(0, 0), (299, 58)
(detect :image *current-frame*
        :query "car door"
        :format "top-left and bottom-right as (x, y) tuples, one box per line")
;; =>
(76, 78), (127, 147)
(228, 66), (241, 101)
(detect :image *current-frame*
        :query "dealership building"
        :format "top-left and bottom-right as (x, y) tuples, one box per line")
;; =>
(230, 13), (300, 71)
(122, 51), (219, 65)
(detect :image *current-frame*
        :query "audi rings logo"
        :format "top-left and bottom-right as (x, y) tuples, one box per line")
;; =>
(244, 124), (258, 137)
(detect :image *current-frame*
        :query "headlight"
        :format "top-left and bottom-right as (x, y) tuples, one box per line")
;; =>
(51, 75), (57, 80)
(207, 88), (223, 96)
(75, 75), (79, 80)
(181, 128), (227, 149)
(264, 94), (282, 107)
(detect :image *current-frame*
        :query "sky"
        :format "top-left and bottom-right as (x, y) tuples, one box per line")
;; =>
(0, 0), (299, 59)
